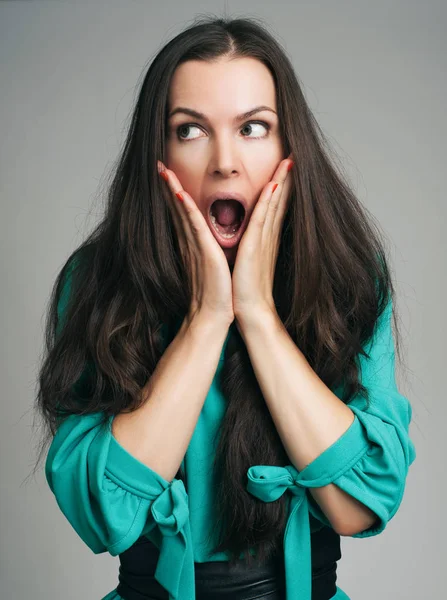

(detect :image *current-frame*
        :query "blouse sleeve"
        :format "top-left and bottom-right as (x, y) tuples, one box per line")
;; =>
(45, 260), (195, 599)
(301, 296), (417, 537)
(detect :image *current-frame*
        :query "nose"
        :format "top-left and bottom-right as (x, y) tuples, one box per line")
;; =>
(207, 134), (240, 178)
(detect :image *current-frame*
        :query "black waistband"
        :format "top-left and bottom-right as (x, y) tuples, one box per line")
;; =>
(116, 526), (341, 600)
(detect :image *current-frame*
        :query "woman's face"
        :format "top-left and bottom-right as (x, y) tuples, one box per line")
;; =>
(165, 56), (285, 263)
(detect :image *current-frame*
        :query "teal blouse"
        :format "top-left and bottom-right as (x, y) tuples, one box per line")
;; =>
(45, 265), (416, 600)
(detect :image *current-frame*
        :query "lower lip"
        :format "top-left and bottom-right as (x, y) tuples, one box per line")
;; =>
(206, 210), (249, 249)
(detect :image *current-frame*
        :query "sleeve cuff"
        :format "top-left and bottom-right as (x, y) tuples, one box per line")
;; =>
(297, 413), (370, 483)
(106, 416), (172, 498)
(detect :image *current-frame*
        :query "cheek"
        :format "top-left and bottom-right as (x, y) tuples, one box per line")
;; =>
(165, 156), (196, 184)
(165, 160), (203, 201)
(251, 143), (282, 175)
(254, 160), (281, 189)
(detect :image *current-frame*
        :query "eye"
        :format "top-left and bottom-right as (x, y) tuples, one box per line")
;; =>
(240, 121), (270, 139)
(176, 124), (202, 141)
(175, 120), (271, 142)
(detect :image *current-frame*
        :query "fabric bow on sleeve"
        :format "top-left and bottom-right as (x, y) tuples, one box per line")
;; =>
(104, 426), (196, 600)
(46, 411), (197, 600)
(247, 464), (315, 599)
(150, 479), (195, 599)
(246, 415), (372, 600)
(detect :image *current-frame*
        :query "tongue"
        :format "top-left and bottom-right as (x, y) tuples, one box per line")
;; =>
(212, 200), (240, 226)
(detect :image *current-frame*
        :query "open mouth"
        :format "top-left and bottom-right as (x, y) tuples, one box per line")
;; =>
(210, 199), (245, 237)
(208, 199), (247, 249)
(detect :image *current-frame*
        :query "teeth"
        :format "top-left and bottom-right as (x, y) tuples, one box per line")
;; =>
(210, 213), (240, 238)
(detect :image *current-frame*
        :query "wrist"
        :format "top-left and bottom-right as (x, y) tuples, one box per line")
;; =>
(235, 307), (278, 333)
(182, 310), (233, 337)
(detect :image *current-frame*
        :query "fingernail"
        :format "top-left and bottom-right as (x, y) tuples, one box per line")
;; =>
(176, 191), (184, 202)
(157, 160), (164, 173)
(160, 170), (169, 182)
(287, 160), (294, 171)
(272, 183), (279, 193)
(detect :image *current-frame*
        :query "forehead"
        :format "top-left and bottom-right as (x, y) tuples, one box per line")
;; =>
(167, 57), (277, 118)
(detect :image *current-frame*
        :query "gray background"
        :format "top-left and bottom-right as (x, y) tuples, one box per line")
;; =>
(1, 0), (443, 598)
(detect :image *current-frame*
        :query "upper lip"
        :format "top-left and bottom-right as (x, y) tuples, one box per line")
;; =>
(204, 191), (248, 215)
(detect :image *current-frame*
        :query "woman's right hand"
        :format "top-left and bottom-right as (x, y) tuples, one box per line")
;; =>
(158, 160), (234, 327)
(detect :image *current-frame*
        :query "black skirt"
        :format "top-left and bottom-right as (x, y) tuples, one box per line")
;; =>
(115, 526), (340, 600)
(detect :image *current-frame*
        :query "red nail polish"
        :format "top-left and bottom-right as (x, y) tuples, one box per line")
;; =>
(287, 161), (294, 171)
(176, 191), (184, 202)
(272, 183), (279, 193)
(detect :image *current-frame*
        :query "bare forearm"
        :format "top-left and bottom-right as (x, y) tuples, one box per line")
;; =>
(111, 313), (230, 482)
(236, 309), (377, 536)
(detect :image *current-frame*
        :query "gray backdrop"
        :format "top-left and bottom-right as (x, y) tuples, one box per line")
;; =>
(1, 1), (443, 598)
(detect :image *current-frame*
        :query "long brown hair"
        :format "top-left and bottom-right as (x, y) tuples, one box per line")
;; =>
(31, 15), (403, 568)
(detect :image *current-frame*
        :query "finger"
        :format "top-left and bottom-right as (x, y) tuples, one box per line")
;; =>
(160, 163), (228, 263)
(273, 166), (293, 233)
(265, 157), (293, 233)
(158, 161), (194, 242)
(158, 161), (223, 302)
(159, 162), (210, 246)
(242, 181), (274, 250)
(158, 162), (197, 290)
(164, 185), (187, 252)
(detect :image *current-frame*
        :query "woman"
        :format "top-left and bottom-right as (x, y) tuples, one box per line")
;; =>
(35, 15), (416, 600)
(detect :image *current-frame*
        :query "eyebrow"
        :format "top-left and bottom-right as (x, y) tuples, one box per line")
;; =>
(167, 105), (277, 122)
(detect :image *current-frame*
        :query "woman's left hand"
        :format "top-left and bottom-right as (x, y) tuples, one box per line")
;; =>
(232, 153), (294, 326)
